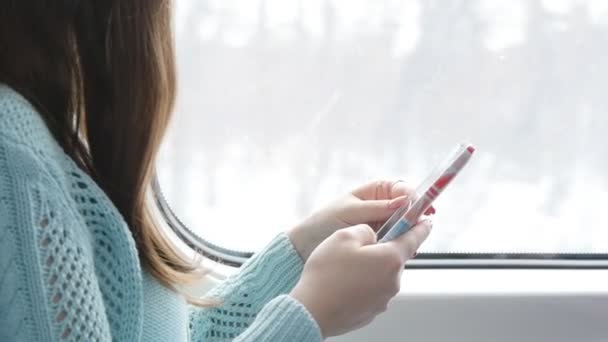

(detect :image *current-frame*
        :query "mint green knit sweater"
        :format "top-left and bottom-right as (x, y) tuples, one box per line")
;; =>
(0, 84), (322, 341)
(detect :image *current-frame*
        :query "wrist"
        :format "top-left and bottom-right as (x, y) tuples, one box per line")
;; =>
(287, 225), (316, 261)
(290, 283), (329, 338)
(288, 213), (340, 261)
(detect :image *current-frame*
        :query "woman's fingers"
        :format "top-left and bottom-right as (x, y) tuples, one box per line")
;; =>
(377, 220), (433, 263)
(392, 181), (436, 215)
(351, 180), (416, 201)
(342, 196), (410, 226)
(350, 180), (436, 213)
(389, 180), (416, 199)
(343, 195), (436, 230)
(337, 224), (378, 246)
(389, 181), (436, 215)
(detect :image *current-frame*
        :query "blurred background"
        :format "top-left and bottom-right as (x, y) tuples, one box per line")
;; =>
(157, 0), (608, 254)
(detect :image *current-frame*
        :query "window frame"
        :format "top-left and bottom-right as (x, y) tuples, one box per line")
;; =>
(153, 177), (252, 267)
(153, 176), (608, 269)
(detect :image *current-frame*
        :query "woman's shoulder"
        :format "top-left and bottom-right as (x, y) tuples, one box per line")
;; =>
(0, 84), (132, 239)
(0, 84), (76, 194)
(0, 84), (146, 341)
(0, 84), (62, 161)
(0, 84), (120, 234)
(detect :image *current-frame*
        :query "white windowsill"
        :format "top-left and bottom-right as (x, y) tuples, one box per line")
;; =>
(397, 269), (608, 295)
(193, 265), (608, 297)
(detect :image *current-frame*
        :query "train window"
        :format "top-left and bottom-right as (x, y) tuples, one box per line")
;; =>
(156, 0), (608, 265)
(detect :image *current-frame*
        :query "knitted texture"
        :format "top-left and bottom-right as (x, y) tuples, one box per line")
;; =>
(189, 233), (322, 341)
(0, 84), (322, 341)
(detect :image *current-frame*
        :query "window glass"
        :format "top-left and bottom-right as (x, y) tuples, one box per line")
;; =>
(158, 0), (608, 253)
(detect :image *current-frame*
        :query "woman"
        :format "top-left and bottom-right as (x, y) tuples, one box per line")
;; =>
(0, 1), (433, 341)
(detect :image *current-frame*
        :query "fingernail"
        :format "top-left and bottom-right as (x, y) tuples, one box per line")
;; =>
(388, 195), (408, 209)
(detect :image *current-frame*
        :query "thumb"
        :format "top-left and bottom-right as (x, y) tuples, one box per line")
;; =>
(347, 195), (410, 223)
(385, 219), (433, 262)
(339, 224), (378, 246)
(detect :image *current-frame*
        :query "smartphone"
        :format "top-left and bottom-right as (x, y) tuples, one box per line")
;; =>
(376, 143), (476, 243)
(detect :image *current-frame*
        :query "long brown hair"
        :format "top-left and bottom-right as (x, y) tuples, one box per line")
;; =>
(0, 1), (204, 297)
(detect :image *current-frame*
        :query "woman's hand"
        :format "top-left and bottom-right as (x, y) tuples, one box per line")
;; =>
(288, 180), (435, 261)
(290, 221), (433, 337)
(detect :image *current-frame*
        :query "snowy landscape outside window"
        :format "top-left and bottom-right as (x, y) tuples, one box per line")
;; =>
(156, 0), (608, 259)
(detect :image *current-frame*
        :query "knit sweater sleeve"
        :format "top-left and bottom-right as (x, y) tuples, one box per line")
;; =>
(0, 135), (113, 341)
(188, 233), (323, 341)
